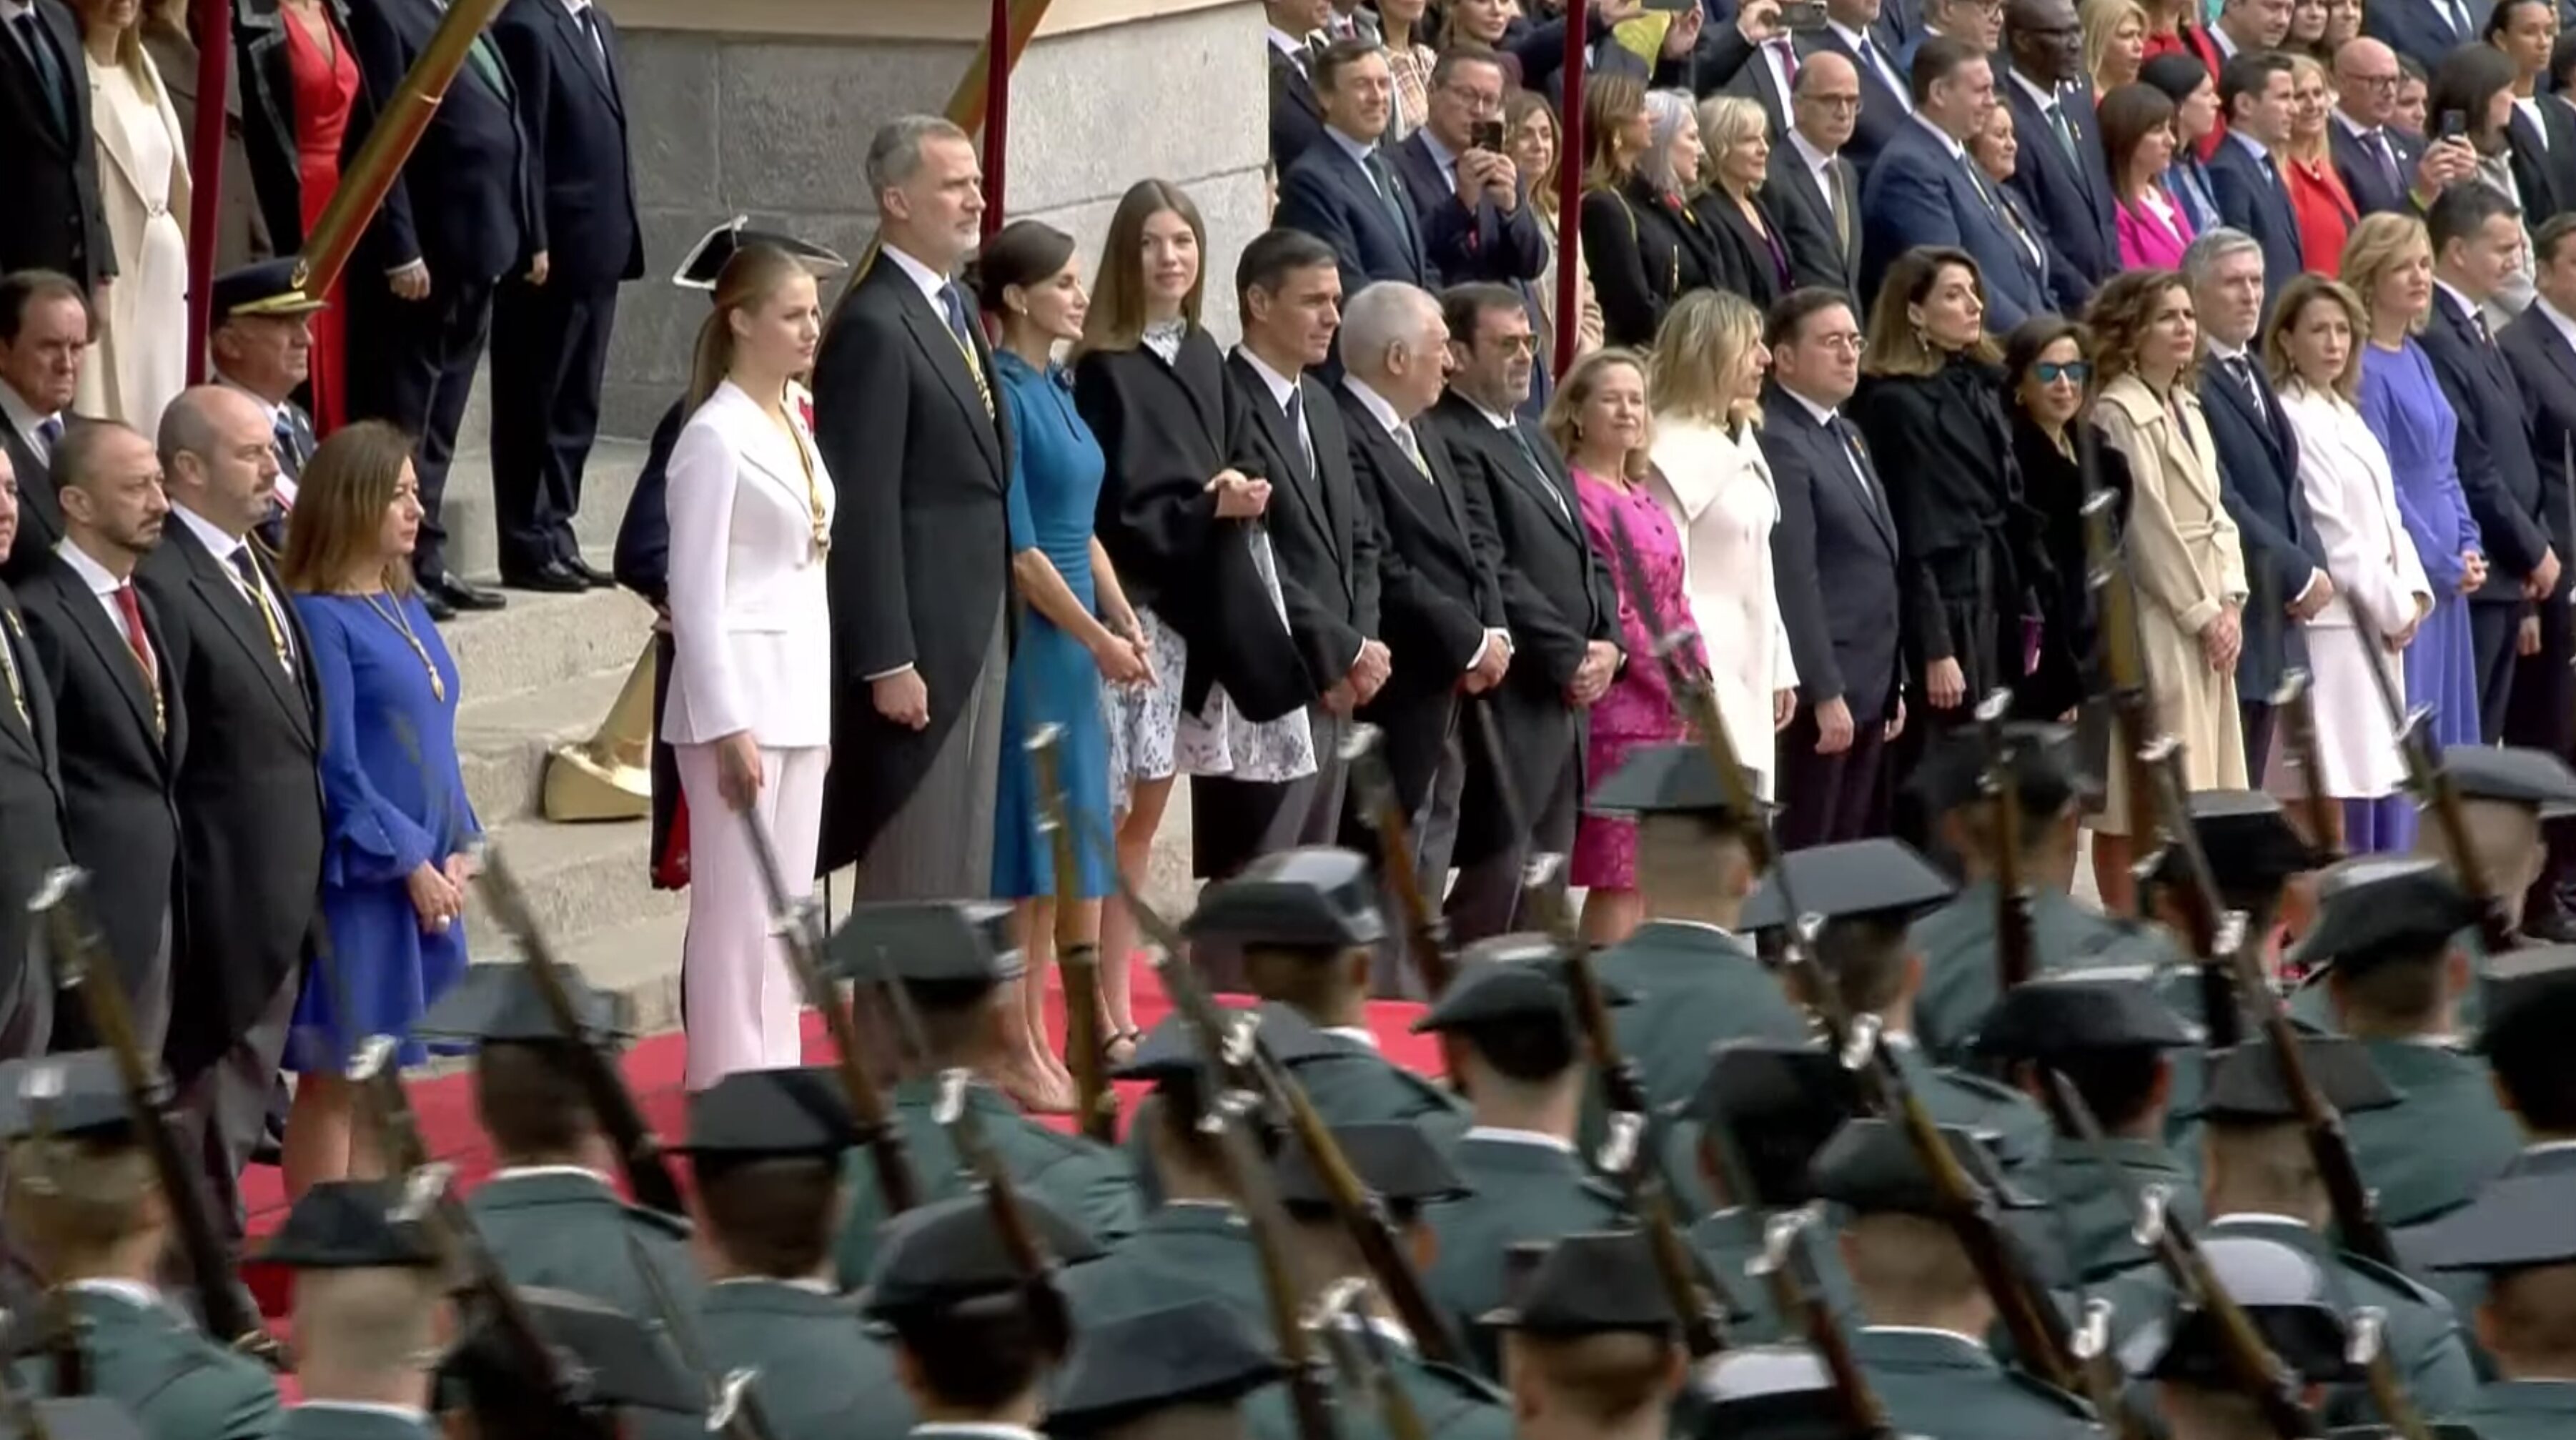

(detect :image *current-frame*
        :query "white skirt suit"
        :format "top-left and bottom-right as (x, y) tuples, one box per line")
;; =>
(1649, 413), (1799, 798)
(663, 379), (837, 1089)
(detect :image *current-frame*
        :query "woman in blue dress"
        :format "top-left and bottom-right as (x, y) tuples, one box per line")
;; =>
(978, 220), (1155, 1111)
(2346, 213), (2487, 852)
(276, 419), (480, 1194)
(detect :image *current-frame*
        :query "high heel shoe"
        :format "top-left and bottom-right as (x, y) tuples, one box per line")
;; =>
(1103, 1028), (1143, 1068)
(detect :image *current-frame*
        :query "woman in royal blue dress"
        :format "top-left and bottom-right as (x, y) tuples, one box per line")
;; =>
(979, 220), (1155, 1110)
(277, 419), (479, 1194)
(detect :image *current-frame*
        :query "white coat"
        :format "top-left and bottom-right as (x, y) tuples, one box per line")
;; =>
(1648, 412), (1797, 795)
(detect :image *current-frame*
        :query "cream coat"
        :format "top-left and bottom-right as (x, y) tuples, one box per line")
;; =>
(2277, 382), (2429, 799)
(1648, 412), (1797, 795)
(2093, 373), (2249, 827)
(76, 44), (192, 434)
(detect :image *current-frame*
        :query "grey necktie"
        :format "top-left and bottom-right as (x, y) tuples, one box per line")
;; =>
(1393, 422), (1431, 480)
(12, 12), (66, 133)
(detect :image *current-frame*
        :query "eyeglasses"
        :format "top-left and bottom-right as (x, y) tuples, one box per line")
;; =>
(2344, 72), (2402, 91)
(2033, 359), (2093, 384)
(1801, 92), (1864, 111)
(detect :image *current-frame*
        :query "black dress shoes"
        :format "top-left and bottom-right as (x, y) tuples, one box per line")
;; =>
(563, 553), (615, 588)
(422, 572), (508, 615)
(502, 560), (590, 594)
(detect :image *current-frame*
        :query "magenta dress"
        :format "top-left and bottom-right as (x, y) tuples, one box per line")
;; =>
(1573, 465), (1704, 890)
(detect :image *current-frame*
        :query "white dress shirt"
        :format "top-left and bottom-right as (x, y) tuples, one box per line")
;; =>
(171, 501), (297, 662)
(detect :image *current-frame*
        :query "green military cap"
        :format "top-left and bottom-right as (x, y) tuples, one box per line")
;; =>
(1905, 720), (2085, 818)
(2287, 856), (2480, 977)
(1482, 1229), (1684, 1335)
(2124, 1232), (2351, 1384)
(1969, 976), (2196, 1061)
(828, 900), (1025, 987)
(2196, 1035), (2398, 1124)
(1110, 1005), (1332, 1087)
(2442, 743), (2576, 816)
(256, 1178), (440, 1269)
(1043, 1299), (1285, 1435)
(1183, 846), (1387, 948)
(0, 1052), (129, 1140)
(1272, 1122), (1467, 1213)
(443, 1284), (705, 1417)
(1684, 1346), (1851, 1439)
(0, 1398), (144, 1440)
(2475, 943), (2576, 1059)
(674, 216), (850, 289)
(1737, 837), (1955, 933)
(860, 1191), (1098, 1318)
(2153, 790), (2332, 893)
(670, 1066), (863, 1161)
(412, 963), (626, 1046)
(2411, 1172), (2576, 1273)
(1410, 935), (1630, 1036)
(1807, 1117), (2037, 1216)
(1587, 743), (1763, 817)
(1681, 1041), (1866, 1207)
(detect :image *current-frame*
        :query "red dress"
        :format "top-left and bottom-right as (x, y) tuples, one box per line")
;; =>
(2286, 152), (2359, 274)
(283, 11), (357, 434)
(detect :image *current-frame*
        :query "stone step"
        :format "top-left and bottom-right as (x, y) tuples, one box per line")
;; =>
(438, 584), (655, 709)
(455, 666), (638, 825)
(465, 815), (678, 955)
(437, 439), (655, 587)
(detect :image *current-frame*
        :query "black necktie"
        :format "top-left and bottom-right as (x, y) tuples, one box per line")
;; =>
(1505, 422), (1572, 522)
(1831, 415), (1883, 518)
(576, 6), (610, 80)
(1364, 150), (1414, 239)
(2471, 307), (2494, 347)
(13, 13), (66, 134)
(1283, 386), (1317, 477)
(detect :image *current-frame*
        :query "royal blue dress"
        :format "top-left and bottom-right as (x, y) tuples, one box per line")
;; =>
(991, 350), (1115, 899)
(285, 590), (478, 1071)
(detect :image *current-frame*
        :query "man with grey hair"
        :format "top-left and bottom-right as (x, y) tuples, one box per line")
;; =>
(1333, 280), (1510, 993)
(2184, 226), (2329, 782)
(137, 383), (323, 1250)
(813, 115), (1014, 910)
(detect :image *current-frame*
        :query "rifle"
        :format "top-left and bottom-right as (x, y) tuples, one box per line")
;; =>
(1748, 1208), (1896, 1439)
(29, 870), (282, 1371)
(1200, 1078), (1342, 1440)
(742, 813), (921, 1216)
(620, 1228), (780, 1440)
(1973, 687), (2037, 990)
(1306, 1277), (1430, 1440)
(935, 1068), (1058, 1281)
(2271, 671), (2340, 863)
(475, 848), (688, 1218)
(1342, 726), (1457, 1000)
(2348, 1309), (2438, 1440)
(1028, 725), (1114, 1142)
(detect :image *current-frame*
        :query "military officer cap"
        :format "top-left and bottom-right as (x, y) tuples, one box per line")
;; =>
(2126, 1233), (2352, 1384)
(442, 1284), (704, 1418)
(828, 900), (1025, 990)
(1272, 1121), (1468, 1216)
(1684, 1346), (1854, 1440)
(1410, 935), (1630, 1036)
(670, 1066), (863, 1164)
(2442, 743), (2576, 816)
(2153, 790), (2332, 895)
(1905, 720), (2086, 819)
(2287, 856), (2480, 977)
(1970, 976), (2196, 1061)
(257, 1178), (440, 1269)
(2411, 1171), (2576, 1275)
(0, 1398), (144, 1440)
(1587, 743), (1764, 818)
(2475, 943), (2576, 1061)
(2195, 1034), (2399, 1125)
(1184, 846), (1387, 948)
(1808, 1117), (2037, 1215)
(1737, 837), (1956, 933)
(1482, 1229), (1688, 1335)
(413, 963), (626, 1047)
(1683, 1041), (1866, 1207)
(1111, 1005), (1333, 1088)
(675, 215), (850, 289)
(209, 257), (327, 326)
(860, 1191), (1098, 1319)
(0, 1051), (130, 1141)
(1044, 1299), (1286, 1434)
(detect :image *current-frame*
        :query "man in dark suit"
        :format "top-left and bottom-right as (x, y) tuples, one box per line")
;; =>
(1278, 41), (1433, 292)
(813, 116), (1016, 901)
(1265, 0), (1334, 171)
(2000, 0), (2118, 295)
(1808, 0), (1917, 181)
(2207, 51), (2308, 307)
(2329, 39), (2462, 216)
(2364, 0), (2488, 72)
(1384, 44), (1551, 410)
(0, 270), (86, 585)
(2422, 184), (2556, 745)
(0, 447), (66, 1060)
(137, 385), (322, 1247)
(344, 0), (533, 620)
(1426, 284), (1618, 942)
(205, 261), (320, 550)
(1761, 289), (1904, 849)
(1765, 52), (1868, 307)
(0, 0), (111, 293)
(1203, 229), (1389, 873)
(2185, 227), (2329, 779)
(2500, 212), (2576, 937)
(489, 0), (643, 593)
(1859, 38), (2051, 331)
(14, 420), (182, 1057)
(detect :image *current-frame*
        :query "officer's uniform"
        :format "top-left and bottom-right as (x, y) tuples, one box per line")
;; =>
(257, 1181), (447, 1440)
(1044, 1298), (1284, 1439)
(436, 1284), (706, 1436)
(2412, 1166), (2576, 1440)
(2116, 1225), (2356, 1432)
(1671, 1040), (1865, 1346)
(824, 901), (1145, 1283)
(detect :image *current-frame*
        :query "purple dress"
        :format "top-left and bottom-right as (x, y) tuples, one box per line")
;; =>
(1574, 465), (1705, 889)
(2353, 338), (2482, 853)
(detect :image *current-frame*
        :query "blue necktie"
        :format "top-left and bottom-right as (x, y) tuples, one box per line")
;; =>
(13, 13), (67, 134)
(34, 414), (61, 458)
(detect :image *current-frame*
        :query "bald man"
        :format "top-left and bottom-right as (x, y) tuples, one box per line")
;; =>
(2331, 37), (2470, 214)
(0, 445), (66, 1061)
(137, 384), (325, 1246)
(1763, 51), (1868, 302)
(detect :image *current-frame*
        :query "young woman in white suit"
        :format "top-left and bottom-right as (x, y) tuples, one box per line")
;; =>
(663, 244), (835, 1090)
(2266, 274), (2432, 854)
(1644, 288), (1798, 794)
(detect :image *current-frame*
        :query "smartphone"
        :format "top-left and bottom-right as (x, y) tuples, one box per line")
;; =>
(1782, 0), (1831, 27)
(2437, 108), (2469, 142)
(1471, 118), (1507, 153)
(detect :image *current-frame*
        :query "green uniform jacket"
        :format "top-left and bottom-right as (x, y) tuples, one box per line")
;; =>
(11, 1288), (282, 1440)
(1688, 1208), (1861, 1346)
(279, 1406), (437, 1439)
(1124, 1036), (1471, 1210)
(1424, 1134), (1630, 1375)
(1911, 885), (2185, 1061)
(467, 1170), (701, 1320)
(2342, 1038), (2520, 1228)
(836, 1079), (1144, 1287)
(2289, 928), (2497, 1037)
(1850, 1327), (2096, 1439)
(2452, 1379), (2576, 1440)
(2031, 1135), (2203, 1286)
(1591, 922), (1809, 1113)
(1239, 1336), (1514, 1440)
(698, 1280), (911, 1440)
(2399, 1146), (2576, 1377)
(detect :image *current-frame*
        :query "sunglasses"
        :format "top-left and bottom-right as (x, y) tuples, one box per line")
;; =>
(2033, 359), (2092, 385)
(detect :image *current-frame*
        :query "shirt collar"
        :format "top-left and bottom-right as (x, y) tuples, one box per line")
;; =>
(1322, 1024), (1380, 1050)
(1781, 386), (1838, 427)
(1911, 112), (1968, 162)
(1342, 374), (1408, 436)
(2332, 106), (2380, 141)
(1461, 1126), (1578, 1154)
(1788, 127), (1837, 174)
(0, 382), (54, 455)
(1328, 124), (1378, 163)
(1234, 344), (1303, 407)
(2434, 277), (2485, 324)
(170, 501), (248, 560)
(2009, 69), (2062, 109)
(54, 535), (127, 597)
(1465, 394), (1517, 429)
(1267, 25), (1310, 59)
(711, 1275), (837, 1294)
(2206, 337), (2251, 364)
(911, 1427), (1044, 1440)
(881, 243), (955, 310)
(1862, 1324), (1992, 1353)
(557, 0), (589, 15)
(2229, 127), (2274, 164)
(214, 372), (286, 428)
(1826, 19), (1877, 51)
(488, 1164), (616, 1186)
(64, 1278), (161, 1309)
(1420, 129), (1461, 180)
(293, 1403), (435, 1427)
(2210, 22), (2241, 57)
(1650, 917), (1743, 943)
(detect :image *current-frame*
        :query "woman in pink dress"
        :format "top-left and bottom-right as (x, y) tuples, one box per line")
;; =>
(1552, 349), (1705, 945)
(2104, 81), (2196, 269)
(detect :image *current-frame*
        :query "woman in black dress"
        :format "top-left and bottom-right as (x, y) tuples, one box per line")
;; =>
(1580, 79), (1723, 348)
(1690, 94), (1792, 313)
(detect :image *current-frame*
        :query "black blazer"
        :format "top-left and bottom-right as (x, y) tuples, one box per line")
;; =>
(14, 555), (184, 1025)
(0, 583), (66, 1056)
(134, 522), (322, 1082)
(1384, 131), (1550, 290)
(1269, 42), (1326, 172)
(2421, 289), (2553, 606)
(1692, 188), (1792, 314)
(2327, 115), (2424, 218)
(2507, 104), (2576, 231)
(2010, 412), (2134, 722)
(613, 397), (683, 608)
(2205, 136), (2304, 312)
(0, 0), (109, 289)
(1276, 135), (1433, 290)
(0, 420), (64, 587)
(2001, 72), (2118, 292)
(1762, 139), (1864, 308)
(489, 0), (642, 289)
(813, 257), (1016, 873)
(1224, 352), (1381, 695)
(344, 0), (534, 282)
(234, 0), (394, 253)
(1074, 332), (1308, 725)
(2198, 355), (2323, 699)
(1760, 386), (1902, 723)
(1580, 177), (1722, 349)
(2500, 303), (2576, 604)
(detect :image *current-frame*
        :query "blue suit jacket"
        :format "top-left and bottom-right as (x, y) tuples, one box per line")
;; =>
(2328, 118), (2425, 218)
(2001, 73), (2118, 294)
(2362, 0), (2488, 71)
(1382, 132), (1549, 290)
(2199, 357), (2323, 699)
(2205, 135), (2304, 313)
(488, 0), (641, 289)
(1276, 133), (1432, 291)
(1859, 121), (2049, 333)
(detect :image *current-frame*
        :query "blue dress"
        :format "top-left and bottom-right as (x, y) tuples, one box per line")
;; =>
(285, 590), (478, 1071)
(2355, 338), (2483, 852)
(991, 351), (1114, 899)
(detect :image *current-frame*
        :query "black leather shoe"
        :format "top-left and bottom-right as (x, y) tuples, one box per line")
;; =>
(2529, 908), (2576, 944)
(501, 560), (588, 594)
(422, 572), (507, 613)
(418, 587), (457, 622)
(563, 554), (615, 588)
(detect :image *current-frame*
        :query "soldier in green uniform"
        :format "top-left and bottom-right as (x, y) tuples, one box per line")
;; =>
(2413, 1171), (2576, 1440)
(1688, 1346), (1875, 1440)
(2140, 788), (2334, 987)
(826, 901), (1142, 1284)
(2096, 1034), (2481, 1421)
(1970, 976), (2204, 1286)
(257, 1181), (447, 1440)
(1482, 1231), (1691, 1440)
(1805, 1116), (2098, 1439)
(1411, 941), (1633, 1375)
(408, 964), (702, 1321)
(1904, 722), (2186, 1060)
(2121, 1227), (2358, 1440)
(1042, 1299), (1285, 1440)
(437, 1285), (704, 1436)
(0, 1052), (282, 1440)
(2297, 858), (2519, 1227)
(861, 1193), (1082, 1440)
(1675, 1041), (1864, 1344)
